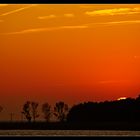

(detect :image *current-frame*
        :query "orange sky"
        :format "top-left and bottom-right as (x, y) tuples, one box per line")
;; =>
(0, 4), (140, 121)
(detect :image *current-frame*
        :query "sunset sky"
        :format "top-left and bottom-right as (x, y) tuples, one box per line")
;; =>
(0, 4), (140, 121)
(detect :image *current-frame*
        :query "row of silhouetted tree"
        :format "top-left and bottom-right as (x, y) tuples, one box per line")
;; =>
(21, 101), (69, 122)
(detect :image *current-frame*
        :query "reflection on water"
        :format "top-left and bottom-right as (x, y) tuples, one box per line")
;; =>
(0, 130), (140, 136)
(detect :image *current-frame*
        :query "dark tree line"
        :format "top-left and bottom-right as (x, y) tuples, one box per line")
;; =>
(67, 95), (140, 123)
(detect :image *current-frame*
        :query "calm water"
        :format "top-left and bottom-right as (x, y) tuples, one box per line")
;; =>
(0, 130), (140, 136)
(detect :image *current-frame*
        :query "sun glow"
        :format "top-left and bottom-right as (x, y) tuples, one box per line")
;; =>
(117, 97), (127, 101)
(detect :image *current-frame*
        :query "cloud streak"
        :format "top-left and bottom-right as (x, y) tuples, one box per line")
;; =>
(61, 25), (87, 29)
(0, 4), (37, 17)
(1, 19), (140, 35)
(84, 20), (140, 27)
(38, 13), (75, 20)
(64, 14), (75, 17)
(1, 25), (88, 35)
(103, 20), (140, 25)
(85, 8), (140, 16)
(38, 14), (56, 19)
(0, 4), (9, 7)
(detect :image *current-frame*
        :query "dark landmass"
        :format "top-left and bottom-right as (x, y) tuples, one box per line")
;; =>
(67, 95), (140, 124)
(0, 121), (140, 130)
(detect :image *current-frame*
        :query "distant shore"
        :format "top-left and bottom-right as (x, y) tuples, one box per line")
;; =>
(0, 121), (140, 130)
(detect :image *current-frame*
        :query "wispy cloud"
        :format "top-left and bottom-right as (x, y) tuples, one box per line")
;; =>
(1, 27), (57, 35)
(85, 8), (140, 16)
(0, 4), (37, 16)
(1, 25), (88, 35)
(0, 4), (9, 7)
(84, 20), (140, 27)
(61, 25), (87, 29)
(104, 20), (140, 25)
(38, 14), (56, 19)
(38, 13), (75, 20)
(64, 14), (75, 18)
(1, 18), (140, 35)
(100, 20), (140, 27)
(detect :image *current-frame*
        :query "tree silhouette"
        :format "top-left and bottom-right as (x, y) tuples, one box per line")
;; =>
(21, 101), (32, 122)
(42, 103), (51, 122)
(54, 101), (69, 122)
(22, 101), (39, 122)
(31, 102), (39, 122)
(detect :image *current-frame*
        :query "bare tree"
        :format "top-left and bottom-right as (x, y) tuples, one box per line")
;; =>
(42, 103), (51, 122)
(31, 102), (39, 122)
(21, 101), (32, 122)
(54, 101), (69, 122)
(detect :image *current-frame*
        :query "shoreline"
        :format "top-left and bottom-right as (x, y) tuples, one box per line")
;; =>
(0, 122), (140, 130)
